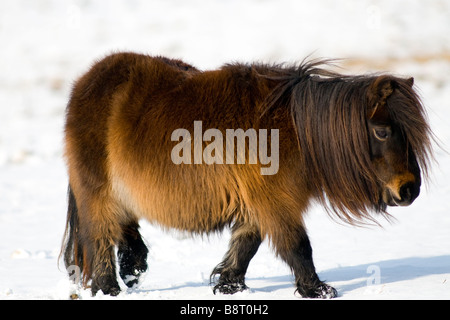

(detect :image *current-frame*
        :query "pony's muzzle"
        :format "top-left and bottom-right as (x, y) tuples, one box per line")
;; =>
(384, 179), (420, 207)
(382, 169), (421, 207)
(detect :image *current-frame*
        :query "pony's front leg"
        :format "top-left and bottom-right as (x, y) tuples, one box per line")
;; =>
(275, 226), (337, 299)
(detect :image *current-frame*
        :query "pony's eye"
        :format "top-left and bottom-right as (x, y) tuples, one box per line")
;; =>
(373, 128), (388, 141)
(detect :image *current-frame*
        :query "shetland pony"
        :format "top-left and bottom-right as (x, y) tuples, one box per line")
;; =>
(61, 52), (433, 298)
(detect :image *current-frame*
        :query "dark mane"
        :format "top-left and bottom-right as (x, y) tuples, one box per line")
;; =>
(257, 60), (433, 225)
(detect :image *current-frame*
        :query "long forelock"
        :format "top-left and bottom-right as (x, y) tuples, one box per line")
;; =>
(288, 71), (390, 225)
(386, 81), (434, 178)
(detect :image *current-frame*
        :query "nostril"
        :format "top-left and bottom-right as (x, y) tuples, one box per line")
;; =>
(400, 184), (412, 202)
(399, 182), (419, 204)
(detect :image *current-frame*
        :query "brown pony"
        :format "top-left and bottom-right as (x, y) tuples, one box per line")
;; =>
(61, 52), (433, 298)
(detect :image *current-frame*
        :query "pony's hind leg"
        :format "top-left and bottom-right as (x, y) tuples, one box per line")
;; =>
(73, 188), (123, 296)
(62, 185), (122, 296)
(211, 221), (262, 294)
(117, 221), (149, 288)
(90, 241), (121, 296)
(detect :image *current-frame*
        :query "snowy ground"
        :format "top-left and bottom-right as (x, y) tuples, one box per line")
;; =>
(0, 0), (449, 300)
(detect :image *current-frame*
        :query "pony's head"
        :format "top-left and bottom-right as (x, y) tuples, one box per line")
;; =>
(366, 75), (431, 208)
(257, 60), (433, 223)
(271, 60), (435, 224)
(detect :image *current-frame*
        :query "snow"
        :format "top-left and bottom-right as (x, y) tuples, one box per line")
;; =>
(0, 0), (449, 300)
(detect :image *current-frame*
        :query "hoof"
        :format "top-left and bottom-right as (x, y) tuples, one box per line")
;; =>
(213, 280), (248, 295)
(104, 285), (121, 296)
(314, 283), (338, 299)
(92, 284), (121, 297)
(118, 248), (148, 288)
(120, 266), (147, 288)
(91, 276), (121, 297)
(297, 282), (338, 299)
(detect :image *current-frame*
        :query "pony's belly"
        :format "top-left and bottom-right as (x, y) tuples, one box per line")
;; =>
(109, 171), (236, 233)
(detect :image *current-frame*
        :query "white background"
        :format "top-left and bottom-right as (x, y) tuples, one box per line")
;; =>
(0, 0), (449, 299)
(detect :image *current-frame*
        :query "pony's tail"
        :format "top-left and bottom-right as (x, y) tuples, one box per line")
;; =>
(60, 185), (84, 283)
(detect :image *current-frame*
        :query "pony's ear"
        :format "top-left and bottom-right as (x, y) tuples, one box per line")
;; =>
(406, 77), (414, 87)
(367, 76), (395, 120)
